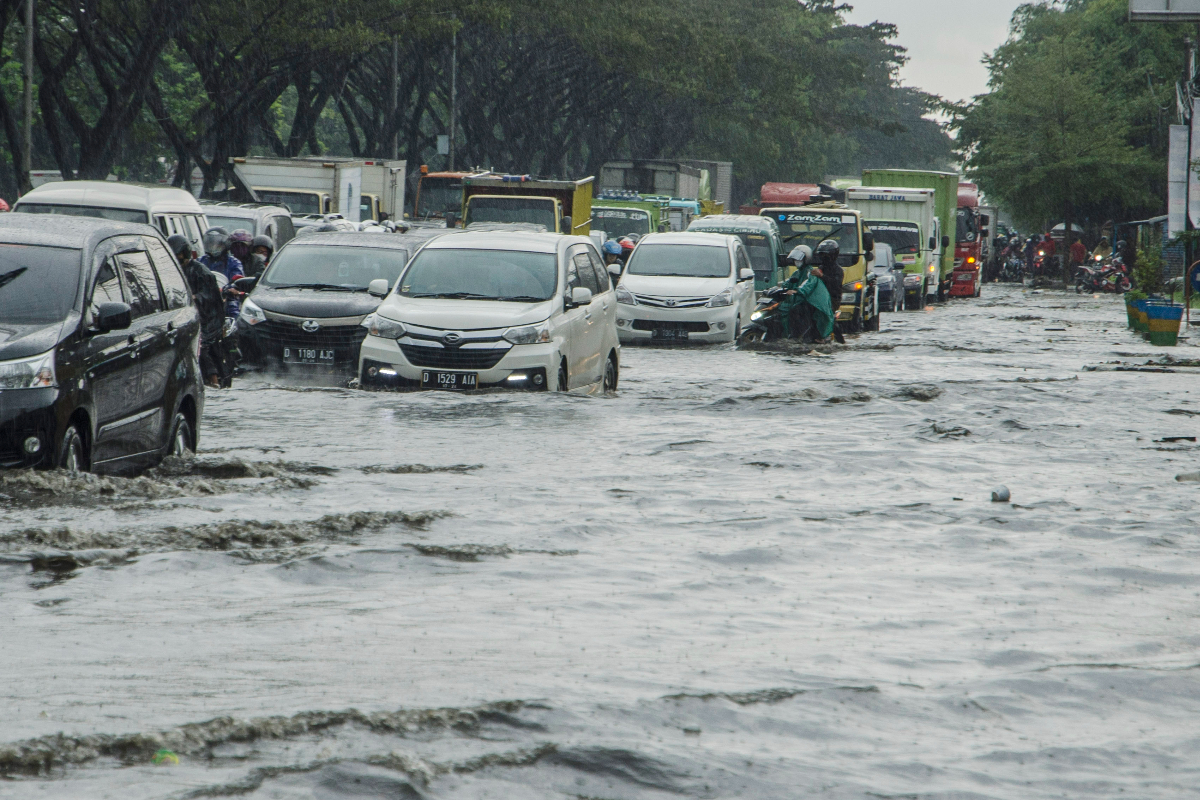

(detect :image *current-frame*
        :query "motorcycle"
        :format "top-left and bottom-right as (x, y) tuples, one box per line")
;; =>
(1075, 255), (1131, 294)
(738, 286), (830, 345)
(998, 252), (1024, 283)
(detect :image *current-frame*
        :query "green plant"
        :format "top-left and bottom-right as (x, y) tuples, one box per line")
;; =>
(1126, 288), (1147, 300)
(1133, 244), (1164, 295)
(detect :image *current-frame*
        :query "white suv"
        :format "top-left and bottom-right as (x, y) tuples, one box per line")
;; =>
(358, 231), (620, 392)
(615, 232), (757, 344)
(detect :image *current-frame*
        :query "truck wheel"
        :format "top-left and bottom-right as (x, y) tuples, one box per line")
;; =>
(865, 306), (880, 331)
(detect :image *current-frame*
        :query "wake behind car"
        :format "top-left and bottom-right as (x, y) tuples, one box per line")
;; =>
(615, 232), (757, 344)
(359, 230), (619, 392)
(237, 230), (442, 373)
(0, 215), (204, 473)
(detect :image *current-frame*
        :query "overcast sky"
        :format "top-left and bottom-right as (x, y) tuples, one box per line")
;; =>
(843, 0), (1027, 102)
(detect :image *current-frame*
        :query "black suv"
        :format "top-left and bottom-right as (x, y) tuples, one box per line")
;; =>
(0, 215), (204, 473)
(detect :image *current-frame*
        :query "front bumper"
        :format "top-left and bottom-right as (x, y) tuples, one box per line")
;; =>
(949, 268), (980, 296)
(358, 334), (560, 390)
(0, 387), (60, 468)
(615, 302), (739, 342)
(238, 314), (368, 373)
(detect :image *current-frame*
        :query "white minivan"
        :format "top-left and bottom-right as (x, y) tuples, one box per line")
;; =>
(358, 230), (620, 392)
(614, 232), (757, 344)
(14, 181), (210, 257)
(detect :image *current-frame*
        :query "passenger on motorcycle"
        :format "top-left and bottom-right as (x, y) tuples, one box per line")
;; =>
(602, 239), (623, 267)
(1093, 236), (1112, 260)
(779, 245), (834, 343)
(249, 234), (274, 278)
(169, 234), (226, 388)
(200, 228), (245, 317)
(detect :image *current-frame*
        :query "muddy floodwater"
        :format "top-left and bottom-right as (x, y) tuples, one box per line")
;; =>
(2, 286), (1199, 799)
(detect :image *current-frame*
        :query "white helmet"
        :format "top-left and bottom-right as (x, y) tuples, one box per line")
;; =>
(787, 244), (813, 266)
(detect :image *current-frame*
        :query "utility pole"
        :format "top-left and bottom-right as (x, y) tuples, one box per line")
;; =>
(21, 0), (33, 193)
(389, 35), (399, 160)
(448, 28), (457, 171)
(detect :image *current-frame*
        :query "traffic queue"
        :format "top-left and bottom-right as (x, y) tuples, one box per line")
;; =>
(0, 161), (993, 475)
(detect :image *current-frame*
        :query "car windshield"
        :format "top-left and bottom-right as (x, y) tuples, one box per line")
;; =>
(867, 221), (921, 255)
(261, 245), (409, 291)
(15, 203), (148, 224)
(626, 243), (731, 278)
(466, 197), (557, 231)
(771, 211), (859, 265)
(257, 191), (321, 216)
(416, 178), (464, 218)
(0, 244), (81, 324)
(398, 248), (558, 301)
(205, 215), (254, 233)
(592, 208), (651, 238)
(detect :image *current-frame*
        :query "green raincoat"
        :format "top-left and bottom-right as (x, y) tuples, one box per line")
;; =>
(779, 266), (834, 340)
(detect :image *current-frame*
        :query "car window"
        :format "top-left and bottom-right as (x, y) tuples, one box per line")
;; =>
(565, 253), (582, 291)
(587, 249), (610, 292)
(118, 251), (163, 319)
(90, 257), (125, 317)
(145, 237), (189, 309)
(183, 215), (204, 249)
(736, 246), (752, 278)
(572, 253), (599, 294)
(275, 215), (295, 245)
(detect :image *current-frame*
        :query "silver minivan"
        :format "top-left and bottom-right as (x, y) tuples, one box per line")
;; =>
(14, 181), (210, 257)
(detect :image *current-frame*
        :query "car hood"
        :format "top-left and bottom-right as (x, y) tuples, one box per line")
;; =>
(377, 297), (555, 331)
(0, 318), (71, 362)
(250, 287), (382, 319)
(619, 274), (729, 298)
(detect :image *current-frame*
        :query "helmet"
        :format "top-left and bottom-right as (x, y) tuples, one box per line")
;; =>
(251, 234), (274, 257)
(202, 227), (231, 258)
(787, 244), (813, 266)
(230, 229), (253, 244)
(1116, 240), (1127, 250)
(0, 199), (10, 212)
(619, 237), (636, 252)
(815, 239), (840, 262)
(602, 240), (622, 256)
(166, 234), (191, 259)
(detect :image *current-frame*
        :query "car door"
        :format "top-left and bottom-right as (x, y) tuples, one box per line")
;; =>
(733, 244), (756, 321)
(561, 250), (589, 389)
(570, 249), (603, 383)
(145, 235), (199, 439)
(115, 242), (172, 455)
(585, 246), (617, 356)
(82, 242), (143, 465)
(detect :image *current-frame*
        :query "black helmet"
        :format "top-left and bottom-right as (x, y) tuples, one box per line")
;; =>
(202, 227), (231, 258)
(166, 234), (191, 260)
(251, 234), (274, 255)
(815, 239), (840, 263)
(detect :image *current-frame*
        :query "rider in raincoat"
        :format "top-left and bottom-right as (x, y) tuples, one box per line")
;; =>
(778, 245), (834, 342)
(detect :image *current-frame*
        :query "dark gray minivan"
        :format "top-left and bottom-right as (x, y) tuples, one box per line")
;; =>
(0, 215), (205, 473)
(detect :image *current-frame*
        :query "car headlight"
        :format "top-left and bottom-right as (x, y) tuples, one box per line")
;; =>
(503, 320), (551, 345)
(706, 288), (734, 308)
(0, 349), (56, 390)
(615, 284), (637, 306)
(362, 313), (407, 339)
(904, 274), (923, 286)
(875, 274), (894, 285)
(239, 298), (266, 326)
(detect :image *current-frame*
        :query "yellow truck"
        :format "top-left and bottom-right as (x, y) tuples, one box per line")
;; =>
(461, 175), (594, 235)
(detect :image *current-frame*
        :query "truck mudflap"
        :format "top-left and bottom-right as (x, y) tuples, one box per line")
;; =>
(949, 268), (981, 297)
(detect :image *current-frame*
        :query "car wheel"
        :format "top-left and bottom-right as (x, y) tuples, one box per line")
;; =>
(57, 424), (86, 472)
(557, 359), (569, 392)
(168, 412), (194, 458)
(734, 315), (742, 342)
(602, 354), (618, 393)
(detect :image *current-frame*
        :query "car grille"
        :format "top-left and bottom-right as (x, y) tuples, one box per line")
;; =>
(257, 320), (367, 365)
(632, 293), (710, 309)
(631, 319), (710, 333)
(399, 343), (510, 370)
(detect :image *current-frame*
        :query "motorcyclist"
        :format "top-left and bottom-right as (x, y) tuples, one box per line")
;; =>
(1040, 233), (1057, 271)
(169, 234), (226, 388)
(1023, 236), (1038, 274)
(199, 227), (244, 317)
(778, 245), (833, 343)
(229, 229), (254, 267)
(602, 239), (623, 268)
(1093, 236), (1112, 260)
(248, 234), (274, 278)
(618, 237), (637, 264)
(810, 239), (845, 318)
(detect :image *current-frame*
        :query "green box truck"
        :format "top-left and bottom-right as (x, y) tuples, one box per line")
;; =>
(861, 169), (957, 302)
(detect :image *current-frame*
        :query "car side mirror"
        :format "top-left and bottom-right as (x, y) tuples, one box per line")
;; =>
(95, 302), (131, 332)
(607, 263), (622, 279)
(942, 235), (950, 249)
(740, 268), (755, 281)
(560, 215), (573, 234)
(569, 286), (592, 306)
(368, 278), (390, 298)
(232, 276), (258, 294)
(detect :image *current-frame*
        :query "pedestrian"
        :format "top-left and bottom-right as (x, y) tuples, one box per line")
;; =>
(169, 234), (226, 388)
(1070, 237), (1087, 268)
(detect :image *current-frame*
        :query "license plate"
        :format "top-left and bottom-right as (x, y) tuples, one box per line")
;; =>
(422, 371), (478, 390)
(282, 346), (336, 365)
(652, 328), (689, 341)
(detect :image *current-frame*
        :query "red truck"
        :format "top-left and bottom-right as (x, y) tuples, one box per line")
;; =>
(951, 182), (982, 297)
(739, 183), (821, 215)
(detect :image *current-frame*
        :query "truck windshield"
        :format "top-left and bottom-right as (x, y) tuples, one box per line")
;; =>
(771, 211), (858, 262)
(956, 208), (978, 242)
(592, 208), (651, 238)
(257, 191), (321, 216)
(626, 243), (731, 278)
(0, 245), (81, 324)
(867, 222), (921, 255)
(399, 248), (558, 301)
(416, 179), (464, 218)
(15, 203), (148, 224)
(262, 245), (409, 290)
(466, 197), (557, 231)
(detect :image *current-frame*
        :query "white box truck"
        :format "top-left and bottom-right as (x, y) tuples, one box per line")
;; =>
(846, 186), (943, 310)
(228, 157), (407, 223)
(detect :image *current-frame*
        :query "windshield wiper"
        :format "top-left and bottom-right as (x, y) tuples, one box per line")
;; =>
(0, 267), (27, 290)
(270, 283), (361, 292)
(496, 295), (547, 303)
(405, 291), (494, 300)
(782, 224), (843, 245)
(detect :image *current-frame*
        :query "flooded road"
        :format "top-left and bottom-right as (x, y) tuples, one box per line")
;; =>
(3, 286), (1199, 799)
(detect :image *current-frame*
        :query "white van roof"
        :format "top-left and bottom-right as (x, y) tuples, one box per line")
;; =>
(17, 181), (204, 214)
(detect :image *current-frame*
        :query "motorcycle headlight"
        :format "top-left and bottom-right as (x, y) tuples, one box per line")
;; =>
(362, 313), (407, 339)
(239, 298), (266, 326)
(0, 349), (56, 390)
(706, 288), (734, 308)
(615, 284), (637, 306)
(503, 320), (551, 345)
(750, 310), (764, 321)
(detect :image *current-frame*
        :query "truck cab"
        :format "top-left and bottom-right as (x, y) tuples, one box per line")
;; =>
(761, 201), (880, 332)
(845, 186), (943, 311)
(951, 182), (982, 297)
